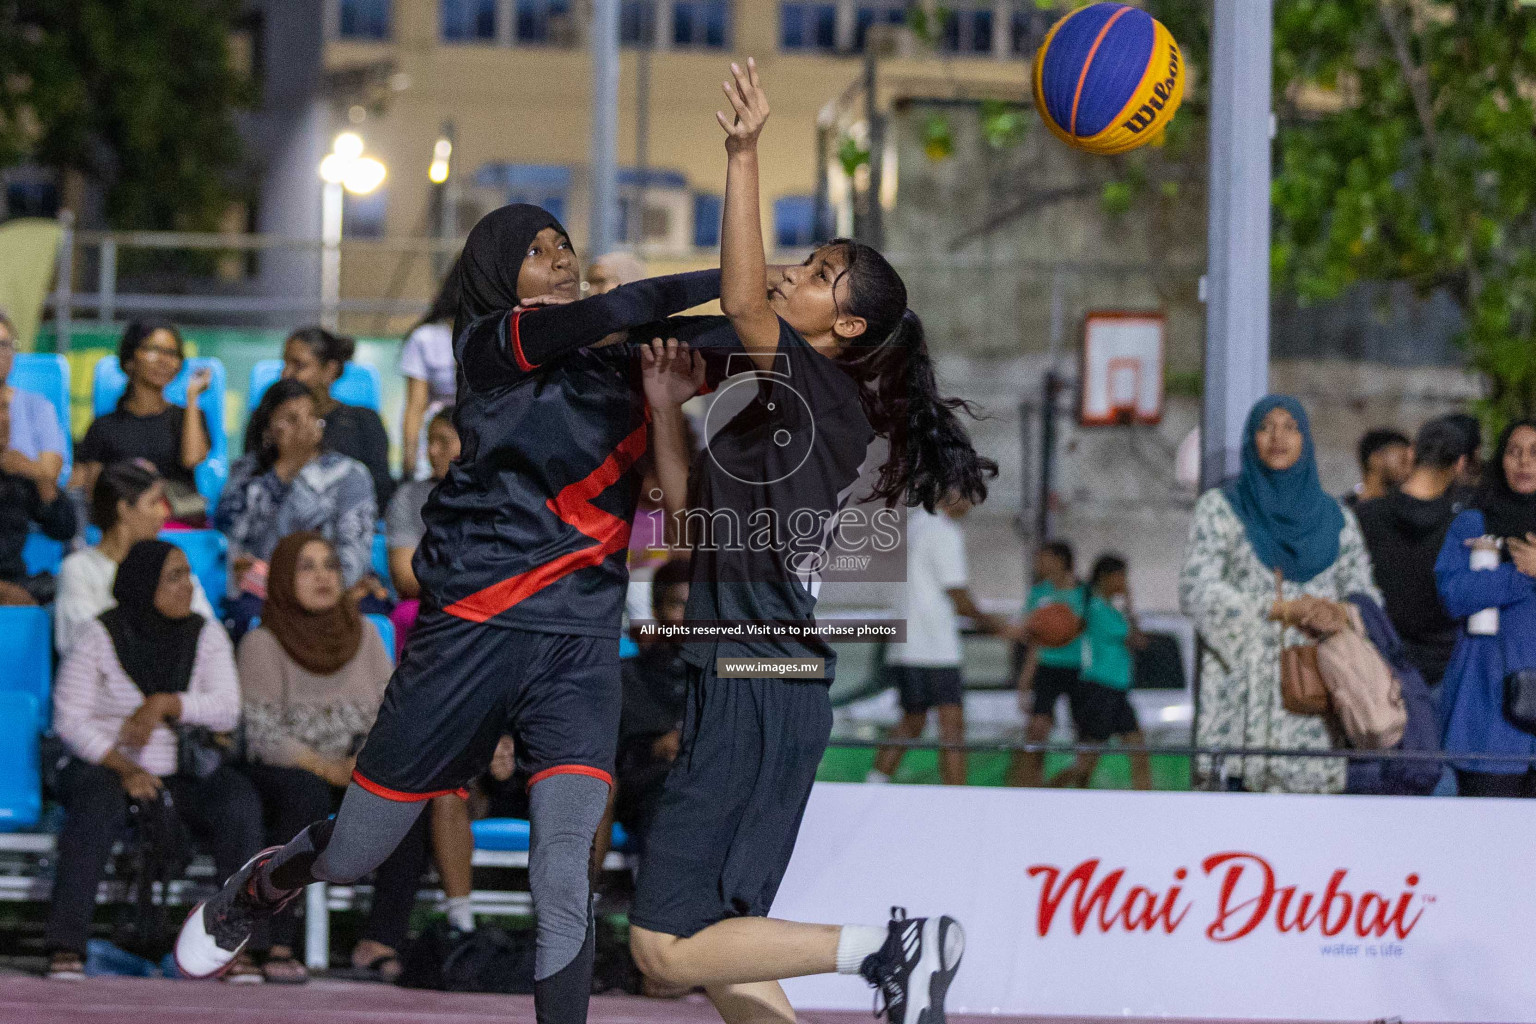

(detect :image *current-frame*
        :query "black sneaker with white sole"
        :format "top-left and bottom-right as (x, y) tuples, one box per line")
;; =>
(175, 846), (298, 979)
(859, 907), (965, 1024)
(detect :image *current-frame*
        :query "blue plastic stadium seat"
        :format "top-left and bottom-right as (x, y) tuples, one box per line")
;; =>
(366, 613), (395, 665)
(371, 532), (393, 597)
(0, 606), (52, 723)
(21, 534), (66, 577)
(618, 634), (640, 659)
(8, 353), (72, 481)
(472, 817), (531, 851)
(472, 817), (630, 853)
(0, 692), (42, 831)
(161, 529), (227, 614)
(91, 356), (229, 515)
(249, 359), (383, 413)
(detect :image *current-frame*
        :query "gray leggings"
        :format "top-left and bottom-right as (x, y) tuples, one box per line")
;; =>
(264, 774), (608, 984)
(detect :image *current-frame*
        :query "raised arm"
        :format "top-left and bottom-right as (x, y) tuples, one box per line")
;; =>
(458, 270), (721, 389)
(640, 338), (706, 546)
(717, 58), (781, 369)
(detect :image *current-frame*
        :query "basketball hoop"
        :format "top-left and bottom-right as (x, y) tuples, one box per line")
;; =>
(1080, 312), (1165, 426)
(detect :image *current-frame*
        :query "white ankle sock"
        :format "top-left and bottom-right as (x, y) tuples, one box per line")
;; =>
(835, 924), (888, 974)
(865, 769), (891, 784)
(445, 896), (475, 932)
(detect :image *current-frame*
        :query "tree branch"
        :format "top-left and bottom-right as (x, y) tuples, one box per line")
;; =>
(1377, 0), (1437, 154)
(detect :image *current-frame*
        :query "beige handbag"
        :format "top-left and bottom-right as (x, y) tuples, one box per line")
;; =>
(1317, 604), (1407, 750)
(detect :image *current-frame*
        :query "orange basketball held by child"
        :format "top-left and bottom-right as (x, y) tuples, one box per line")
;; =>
(1026, 601), (1085, 649)
(1032, 2), (1184, 156)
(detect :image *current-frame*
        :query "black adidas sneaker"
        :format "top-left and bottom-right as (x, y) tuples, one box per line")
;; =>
(175, 846), (298, 979)
(859, 906), (965, 1024)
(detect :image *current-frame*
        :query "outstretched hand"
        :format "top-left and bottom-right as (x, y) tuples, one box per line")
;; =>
(641, 337), (705, 410)
(717, 57), (769, 154)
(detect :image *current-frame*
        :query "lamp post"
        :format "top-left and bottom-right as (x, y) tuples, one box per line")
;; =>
(318, 131), (387, 330)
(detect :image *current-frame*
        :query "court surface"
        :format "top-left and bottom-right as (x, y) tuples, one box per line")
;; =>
(0, 974), (1390, 1024)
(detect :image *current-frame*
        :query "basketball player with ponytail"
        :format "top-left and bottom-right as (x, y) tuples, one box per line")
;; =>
(627, 59), (991, 1024)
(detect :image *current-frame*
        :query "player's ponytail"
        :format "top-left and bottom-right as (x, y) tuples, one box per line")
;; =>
(830, 240), (997, 511)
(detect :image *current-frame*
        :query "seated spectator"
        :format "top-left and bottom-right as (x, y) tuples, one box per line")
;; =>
(1437, 420), (1536, 798)
(0, 309), (66, 487)
(47, 541), (259, 982)
(1357, 417), (1471, 690)
(400, 264), (458, 482)
(55, 460), (218, 655)
(610, 558), (693, 856)
(219, 378), (378, 638)
(74, 320), (212, 522)
(251, 327), (393, 507)
(1344, 427), (1410, 508)
(238, 532), (428, 983)
(585, 251), (646, 296)
(0, 387), (76, 605)
(384, 407), (459, 657)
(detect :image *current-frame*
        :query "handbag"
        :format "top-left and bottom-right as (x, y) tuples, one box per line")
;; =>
(1276, 569), (1330, 716)
(162, 479), (207, 524)
(1503, 669), (1536, 735)
(175, 724), (239, 780)
(1316, 604), (1406, 749)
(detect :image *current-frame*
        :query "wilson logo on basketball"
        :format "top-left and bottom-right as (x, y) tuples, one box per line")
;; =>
(1121, 45), (1181, 134)
(1026, 852), (1428, 942)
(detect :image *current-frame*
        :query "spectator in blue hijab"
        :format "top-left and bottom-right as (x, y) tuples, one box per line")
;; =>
(1180, 395), (1380, 793)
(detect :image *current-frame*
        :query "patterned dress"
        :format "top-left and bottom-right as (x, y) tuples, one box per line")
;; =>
(1179, 489), (1381, 793)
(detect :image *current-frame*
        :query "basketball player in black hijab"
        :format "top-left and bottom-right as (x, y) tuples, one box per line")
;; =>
(178, 205), (723, 1023)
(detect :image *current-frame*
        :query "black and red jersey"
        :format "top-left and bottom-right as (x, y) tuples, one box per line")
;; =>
(412, 270), (724, 637)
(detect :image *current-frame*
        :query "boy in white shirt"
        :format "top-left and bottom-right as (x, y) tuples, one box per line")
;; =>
(870, 494), (1004, 786)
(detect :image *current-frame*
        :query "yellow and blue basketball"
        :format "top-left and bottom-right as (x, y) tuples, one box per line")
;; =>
(1032, 3), (1184, 156)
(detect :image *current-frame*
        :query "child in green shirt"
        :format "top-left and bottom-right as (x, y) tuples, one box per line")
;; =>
(1054, 554), (1152, 790)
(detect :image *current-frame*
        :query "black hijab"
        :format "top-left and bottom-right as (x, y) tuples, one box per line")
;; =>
(1477, 419), (1536, 547)
(455, 204), (566, 337)
(99, 540), (205, 696)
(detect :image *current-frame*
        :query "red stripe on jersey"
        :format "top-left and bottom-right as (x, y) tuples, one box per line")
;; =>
(442, 422), (650, 623)
(509, 309), (537, 372)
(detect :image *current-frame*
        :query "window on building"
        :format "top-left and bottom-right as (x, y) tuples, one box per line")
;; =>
(939, 3), (993, 55)
(773, 196), (817, 249)
(673, 1), (729, 49)
(620, 0), (657, 45)
(693, 193), (723, 248)
(476, 163), (572, 225)
(854, 1), (906, 52)
(1011, 3), (1050, 55)
(6, 178), (59, 219)
(343, 190), (388, 239)
(517, 0), (575, 45)
(339, 0), (391, 39)
(781, 2), (837, 52)
(442, 0), (497, 41)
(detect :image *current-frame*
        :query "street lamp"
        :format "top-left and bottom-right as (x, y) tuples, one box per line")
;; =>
(319, 131), (387, 329)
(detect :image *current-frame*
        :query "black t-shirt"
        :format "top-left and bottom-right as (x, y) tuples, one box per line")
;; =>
(1356, 489), (1460, 687)
(412, 270), (724, 636)
(0, 471), (76, 583)
(682, 318), (875, 676)
(323, 402), (394, 508)
(79, 405), (208, 485)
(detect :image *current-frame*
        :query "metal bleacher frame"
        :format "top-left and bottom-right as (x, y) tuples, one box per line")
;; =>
(0, 831), (631, 971)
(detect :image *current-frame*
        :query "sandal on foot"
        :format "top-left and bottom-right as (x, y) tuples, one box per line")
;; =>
(261, 953), (309, 985)
(221, 952), (265, 985)
(46, 951), (85, 981)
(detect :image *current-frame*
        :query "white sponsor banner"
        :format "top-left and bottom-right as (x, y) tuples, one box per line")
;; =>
(775, 783), (1536, 1021)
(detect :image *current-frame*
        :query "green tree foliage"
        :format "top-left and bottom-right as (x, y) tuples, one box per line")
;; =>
(0, 0), (251, 231)
(1263, 0), (1536, 427)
